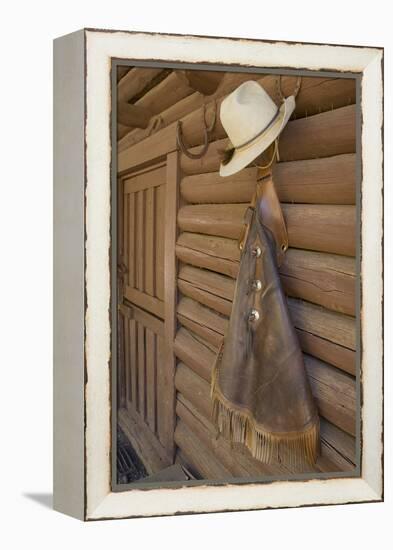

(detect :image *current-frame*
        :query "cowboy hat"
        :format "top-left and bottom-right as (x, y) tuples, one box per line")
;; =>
(219, 80), (295, 177)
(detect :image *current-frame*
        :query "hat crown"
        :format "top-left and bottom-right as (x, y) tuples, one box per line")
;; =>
(220, 81), (278, 148)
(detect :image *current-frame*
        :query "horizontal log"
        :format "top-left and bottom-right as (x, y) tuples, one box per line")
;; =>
(296, 329), (356, 376)
(175, 419), (233, 479)
(176, 232), (240, 278)
(178, 203), (246, 239)
(177, 315), (223, 350)
(118, 122), (177, 173)
(135, 71), (194, 116)
(174, 328), (214, 382)
(177, 232), (240, 262)
(117, 66), (131, 82)
(177, 297), (227, 348)
(176, 245), (239, 279)
(177, 203), (356, 256)
(119, 91), (201, 152)
(184, 329), (219, 354)
(176, 362), (356, 473)
(319, 417), (356, 470)
(117, 101), (152, 129)
(273, 76), (356, 119)
(117, 67), (165, 103)
(177, 397), (246, 477)
(273, 154), (356, 205)
(176, 246), (238, 278)
(175, 362), (212, 419)
(178, 278), (233, 317)
(305, 355), (356, 436)
(288, 298), (356, 351)
(280, 249), (356, 316)
(177, 69), (224, 95)
(180, 155), (356, 206)
(176, 394), (287, 477)
(118, 123), (132, 139)
(119, 71), (262, 151)
(279, 104), (356, 162)
(181, 167), (258, 204)
(178, 296), (226, 334)
(282, 204), (356, 256)
(247, 75), (356, 118)
(178, 264), (235, 302)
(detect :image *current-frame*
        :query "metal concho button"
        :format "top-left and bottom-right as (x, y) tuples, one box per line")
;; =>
(251, 279), (262, 291)
(248, 309), (260, 322)
(251, 246), (262, 258)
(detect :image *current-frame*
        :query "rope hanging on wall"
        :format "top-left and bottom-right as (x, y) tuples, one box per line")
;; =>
(252, 139), (279, 171)
(275, 75), (302, 103)
(176, 100), (217, 159)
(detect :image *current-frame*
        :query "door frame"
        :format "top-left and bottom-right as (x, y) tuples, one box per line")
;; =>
(113, 122), (180, 485)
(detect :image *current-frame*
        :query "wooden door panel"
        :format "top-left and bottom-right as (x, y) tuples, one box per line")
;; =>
(123, 164), (166, 194)
(155, 184), (165, 300)
(145, 187), (155, 296)
(145, 327), (157, 432)
(117, 311), (127, 410)
(122, 304), (167, 438)
(135, 190), (144, 291)
(124, 166), (167, 318)
(118, 145), (178, 472)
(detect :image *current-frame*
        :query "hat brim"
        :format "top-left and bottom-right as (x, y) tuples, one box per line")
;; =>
(219, 96), (295, 177)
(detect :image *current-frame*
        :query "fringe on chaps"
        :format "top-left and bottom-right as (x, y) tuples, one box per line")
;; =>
(211, 364), (320, 470)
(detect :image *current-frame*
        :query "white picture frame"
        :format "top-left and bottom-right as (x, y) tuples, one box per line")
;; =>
(53, 28), (383, 520)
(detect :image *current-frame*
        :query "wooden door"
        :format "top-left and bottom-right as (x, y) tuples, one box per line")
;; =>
(123, 163), (166, 317)
(118, 150), (179, 474)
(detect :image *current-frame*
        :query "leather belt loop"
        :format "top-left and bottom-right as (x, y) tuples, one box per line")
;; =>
(243, 206), (255, 225)
(257, 171), (289, 266)
(238, 205), (255, 252)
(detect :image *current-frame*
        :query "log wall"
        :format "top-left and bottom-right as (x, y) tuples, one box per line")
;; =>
(118, 67), (358, 479)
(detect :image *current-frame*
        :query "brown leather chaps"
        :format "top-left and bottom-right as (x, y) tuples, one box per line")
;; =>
(211, 174), (320, 469)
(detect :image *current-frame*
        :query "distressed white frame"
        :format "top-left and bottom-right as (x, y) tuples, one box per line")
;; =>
(61, 29), (384, 520)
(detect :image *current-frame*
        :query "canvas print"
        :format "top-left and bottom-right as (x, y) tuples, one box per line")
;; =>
(115, 65), (358, 486)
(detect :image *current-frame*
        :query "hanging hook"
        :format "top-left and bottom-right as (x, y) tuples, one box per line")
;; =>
(176, 100), (217, 159)
(147, 114), (164, 136)
(276, 75), (302, 103)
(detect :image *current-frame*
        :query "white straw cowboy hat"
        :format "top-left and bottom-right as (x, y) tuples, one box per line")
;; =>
(219, 80), (295, 177)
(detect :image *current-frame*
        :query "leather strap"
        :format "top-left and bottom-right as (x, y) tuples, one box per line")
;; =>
(257, 173), (288, 266)
(238, 170), (288, 266)
(238, 197), (257, 253)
